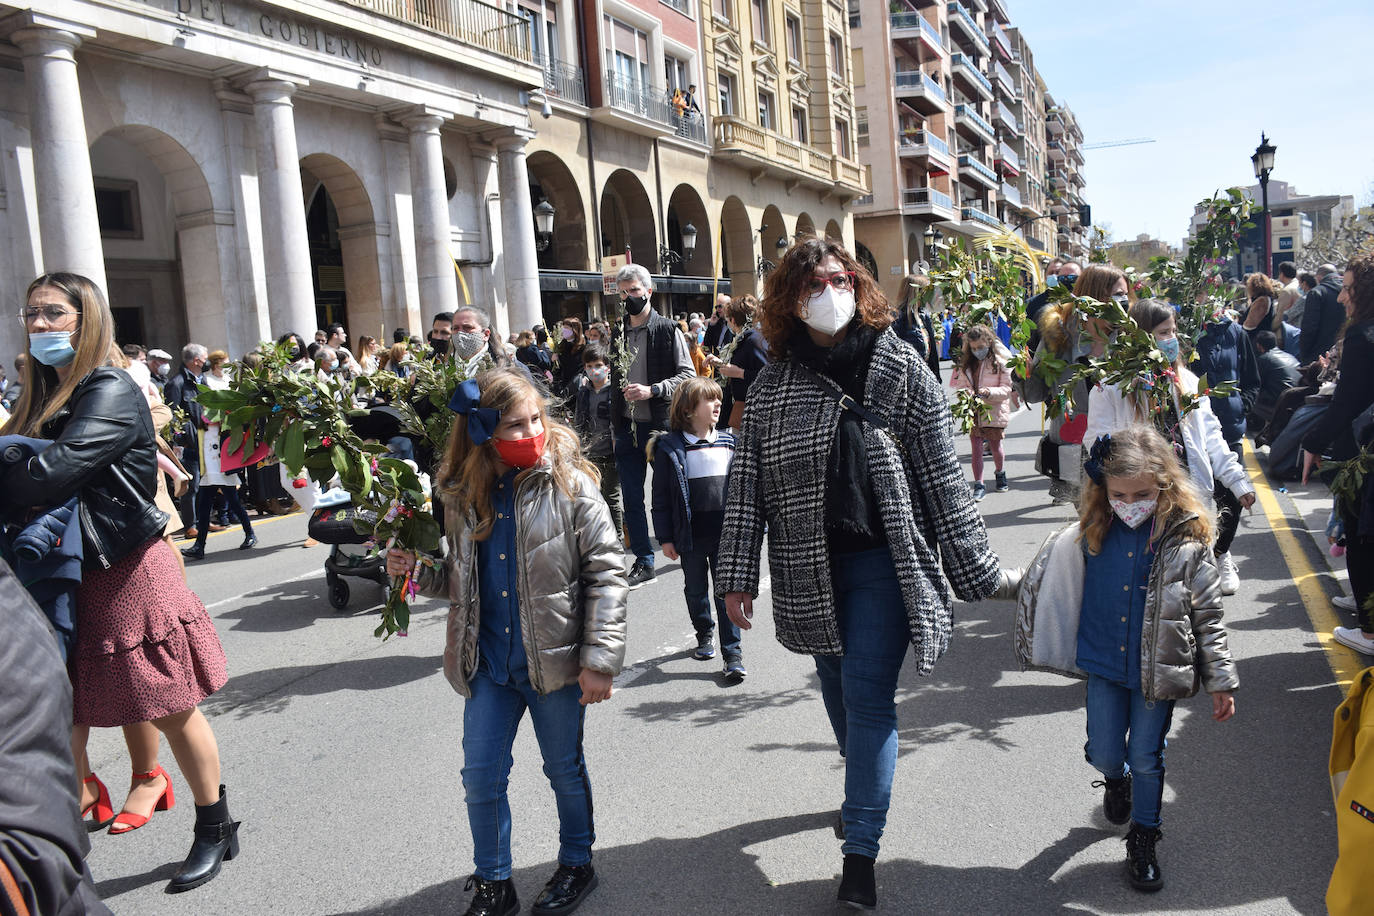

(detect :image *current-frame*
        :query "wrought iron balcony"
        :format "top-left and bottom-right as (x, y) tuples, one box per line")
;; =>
(533, 54), (585, 106)
(345, 0), (533, 62)
(901, 186), (955, 213)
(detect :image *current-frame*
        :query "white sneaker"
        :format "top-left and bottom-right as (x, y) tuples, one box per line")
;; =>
(1216, 552), (1240, 596)
(1333, 626), (1374, 655)
(1333, 595), (1359, 612)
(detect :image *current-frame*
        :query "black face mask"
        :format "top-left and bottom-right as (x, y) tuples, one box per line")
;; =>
(623, 295), (649, 316)
(429, 336), (450, 356)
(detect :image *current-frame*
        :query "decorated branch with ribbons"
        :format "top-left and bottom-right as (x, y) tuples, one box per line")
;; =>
(195, 342), (476, 638)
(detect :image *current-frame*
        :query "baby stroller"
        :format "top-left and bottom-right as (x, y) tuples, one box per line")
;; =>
(308, 405), (426, 610)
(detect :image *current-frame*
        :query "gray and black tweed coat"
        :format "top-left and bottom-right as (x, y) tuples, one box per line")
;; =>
(715, 327), (1001, 675)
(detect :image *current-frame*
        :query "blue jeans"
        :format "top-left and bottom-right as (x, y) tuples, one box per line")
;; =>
(613, 420), (658, 564)
(1083, 674), (1175, 829)
(461, 669), (594, 880)
(680, 546), (741, 660)
(813, 547), (909, 859)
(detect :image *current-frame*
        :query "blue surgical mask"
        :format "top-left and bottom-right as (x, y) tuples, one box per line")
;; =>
(1157, 337), (1180, 364)
(29, 331), (77, 367)
(1046, 275), (1059, 288)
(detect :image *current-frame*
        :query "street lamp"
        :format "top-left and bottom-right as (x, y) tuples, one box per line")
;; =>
(1251, 132), (1276, 274)
(923, 224), (944, 258)
(534, 199), (555, 252)
(775, 236), (788, 259)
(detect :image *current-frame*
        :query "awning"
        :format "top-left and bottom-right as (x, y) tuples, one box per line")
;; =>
(539, 271), (730, 295)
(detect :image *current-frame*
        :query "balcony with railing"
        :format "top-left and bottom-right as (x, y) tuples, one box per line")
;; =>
(533, 54), (586, 106)
(1047, 138), (1066, 161)
(945, 1), (991, 57)
(346, 0), (534, 62)
(957, 152), (997, 188)
(961, 204), (1003, 231)
(949, 53), (992, 99)
(894, 69), (949, 113)
(901, 185), (956, 216)
(999, 181), (1021, 208)
(953, 103), (995, 144)
(890, 12), (946, 56)
(987, 20), (1011, 58)
(995, 140), (1019, 175)
(993, 98), (1019, 134)
(991, 58), (1017, 98)
(898, 128), (952, 165)
(713, 116), (859, 192)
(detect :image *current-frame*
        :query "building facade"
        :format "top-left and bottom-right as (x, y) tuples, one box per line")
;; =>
(1186, 180), (1355, 276)
(849, 0), (1087, 300)
(1, 0), (865, 363)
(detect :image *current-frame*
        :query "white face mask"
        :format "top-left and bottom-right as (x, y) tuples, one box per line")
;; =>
(1109, 498), (1157, 529)
(801, 285), (856, 337)
(454, 330), (487, 361)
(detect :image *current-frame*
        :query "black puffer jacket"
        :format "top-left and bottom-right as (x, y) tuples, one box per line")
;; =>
(1, 368), (166, 570)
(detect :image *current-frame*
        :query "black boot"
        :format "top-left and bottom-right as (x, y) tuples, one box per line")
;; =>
(462, 875), (519, 916)
(1124, 823), (1164, 892)
(181, 541), (206, 560)
(166, 785), (239, 893)
(532, 863), (598, 914)
(836, 853), (876, 910)
(1094, 774), (1132, 825)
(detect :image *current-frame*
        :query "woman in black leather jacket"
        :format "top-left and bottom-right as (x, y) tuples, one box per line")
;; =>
(2, 273), (240, 893)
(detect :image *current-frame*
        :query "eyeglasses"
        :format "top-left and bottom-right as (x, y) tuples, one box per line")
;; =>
(806, 272), (856, 296)
(19, 306), (80, 324)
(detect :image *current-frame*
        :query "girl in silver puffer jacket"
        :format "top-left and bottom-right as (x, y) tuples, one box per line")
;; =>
(388, 368), (627, 916)
(1002, 425), (1238, 896)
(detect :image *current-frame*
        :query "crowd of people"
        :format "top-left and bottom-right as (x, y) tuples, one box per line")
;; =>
(3, 237), (1371, 914)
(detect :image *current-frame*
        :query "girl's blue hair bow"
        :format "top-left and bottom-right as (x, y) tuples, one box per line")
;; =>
(1083, 434), (1113, 485)
(448, 378), (501, 445)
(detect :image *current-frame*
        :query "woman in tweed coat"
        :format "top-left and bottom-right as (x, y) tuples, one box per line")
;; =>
(718, 238), (1003, 910)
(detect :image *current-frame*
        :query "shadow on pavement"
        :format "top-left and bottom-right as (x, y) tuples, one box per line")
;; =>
(202, 653), (443, 719)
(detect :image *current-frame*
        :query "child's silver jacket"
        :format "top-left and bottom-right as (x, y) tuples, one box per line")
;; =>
(1010, 517), (1239, 701)
(416, 464), (628, 697)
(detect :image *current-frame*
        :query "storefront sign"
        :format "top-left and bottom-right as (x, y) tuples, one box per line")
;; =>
(601, 254), (629, 295)
(172, 0), (384, 67)
(1279, 236), (1293, 250)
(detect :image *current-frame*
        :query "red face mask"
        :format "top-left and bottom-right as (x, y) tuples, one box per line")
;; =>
(491, 430), (547, 469)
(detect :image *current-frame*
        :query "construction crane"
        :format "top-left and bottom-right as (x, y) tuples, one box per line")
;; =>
(1082, 138), (1156, 150)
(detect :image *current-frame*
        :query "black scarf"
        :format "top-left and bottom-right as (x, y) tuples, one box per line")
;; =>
(790, 322), (886, 550)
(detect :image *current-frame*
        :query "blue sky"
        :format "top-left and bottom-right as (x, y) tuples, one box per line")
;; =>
(1013, 1), (1374, 246)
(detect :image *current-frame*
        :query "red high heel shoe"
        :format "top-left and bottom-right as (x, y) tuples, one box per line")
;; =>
(108, 766), (175, 835)
(81, 774), (115, 832)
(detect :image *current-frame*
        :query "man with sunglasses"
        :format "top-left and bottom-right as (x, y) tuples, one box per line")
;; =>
(610, 264), (695, 588)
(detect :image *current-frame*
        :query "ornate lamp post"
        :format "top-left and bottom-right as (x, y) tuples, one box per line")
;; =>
(1251, 132), (1276, 274)
(533, 199), (555, 253)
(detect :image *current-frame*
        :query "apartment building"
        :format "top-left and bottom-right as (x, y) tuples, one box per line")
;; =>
(850, 0), (1088, 299)
(0, 0), (866, 362)
(1186, 180), (1355, 275)
(1046, 93), (1089, 258)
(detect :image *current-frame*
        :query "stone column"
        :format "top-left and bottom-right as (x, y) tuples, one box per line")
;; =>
(494, 131), (541, 334)
(375, 114), (421, 335)
(244, 74), (315, 337)
(13, 22), (105, 289)
(469, 141), (506, 337)
(401, 108), (458, 320)
(214, 80), (271, 350)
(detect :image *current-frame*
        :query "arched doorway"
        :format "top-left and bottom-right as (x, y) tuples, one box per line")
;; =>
(720, 196), (755, 298)
(855, 241), (880, 284)
(90, 125), (230, 352)
(665, 184), (713, 317)
(299, 153), (382, 340)
(795, 211), (817, 241)
(825, 218), (845, 247)
(528, 151), (590, 325)
(760, 204), (788, 263)
(599, 169), (657, 272)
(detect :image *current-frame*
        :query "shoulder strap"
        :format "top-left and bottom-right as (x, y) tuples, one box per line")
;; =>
(791, 362), (889, 430)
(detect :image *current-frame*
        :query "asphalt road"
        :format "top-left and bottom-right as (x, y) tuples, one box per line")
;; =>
(83, 403), (1341, 915)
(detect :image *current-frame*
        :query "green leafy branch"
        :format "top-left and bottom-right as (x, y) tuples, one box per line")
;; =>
(197, 343), (457, 638)
(950, 388), (992, 435)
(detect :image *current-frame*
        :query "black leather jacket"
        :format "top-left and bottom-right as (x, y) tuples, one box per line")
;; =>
(2, 368), (167, 570)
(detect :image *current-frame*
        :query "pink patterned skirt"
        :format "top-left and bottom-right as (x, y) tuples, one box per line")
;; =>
(71, 536), (228, 727)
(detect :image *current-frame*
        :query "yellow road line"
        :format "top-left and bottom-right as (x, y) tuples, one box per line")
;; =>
(179, 508), (305, 542)
(1242, 443), (1363, 688)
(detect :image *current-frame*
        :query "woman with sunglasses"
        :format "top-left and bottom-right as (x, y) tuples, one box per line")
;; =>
(716, 238), (1003, 910)
(1, 273), (240, 893)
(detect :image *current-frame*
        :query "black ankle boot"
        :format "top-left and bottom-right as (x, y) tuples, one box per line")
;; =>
(1124, 823), (1164, 892)
(462, 875), (519, 916)
(181, 543), (206, 560)
(836, 853), (876, 910)
(532, 863), (597, 914)
(166, 785), (239, 893)
(1094, 774), (1132, 825)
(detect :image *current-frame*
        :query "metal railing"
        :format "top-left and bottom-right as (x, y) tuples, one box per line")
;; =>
(958, 153), (997, 184)
(962, 205), (1003, 229)
(954, 103), (994, 139)
(891, 12), (945, 51)
(902, 186), (954, 210)
(533, 55), (585, 105)
(991, 58), (1017, 97)
(345, 0), (532, 62)
(945, 1), (991, 56)
(950, 53), (992, 96)
(997, 140), (1019, 171)
(899, 128), (950, 157)
(1000, 181), (1021, 207)
(995, 99), (1019, 134)
(604, 72), (673, 124)
(894, 70), (947, 105)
